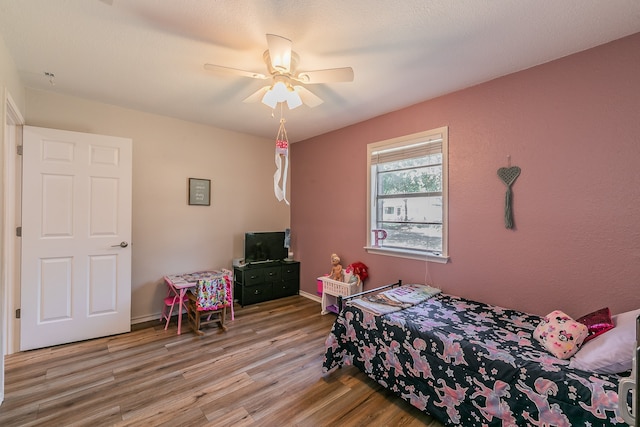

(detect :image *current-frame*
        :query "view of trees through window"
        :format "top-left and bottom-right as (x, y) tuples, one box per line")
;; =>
(375, 153), (443, 253)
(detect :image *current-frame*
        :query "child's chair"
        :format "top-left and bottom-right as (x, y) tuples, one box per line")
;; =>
(186, 272), (233, 336)
(161, 281), (189, 330)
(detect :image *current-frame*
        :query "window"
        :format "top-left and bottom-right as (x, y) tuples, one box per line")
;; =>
(366, 127), (448, 263)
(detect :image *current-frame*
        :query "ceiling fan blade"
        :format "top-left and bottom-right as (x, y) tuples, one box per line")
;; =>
(294, 86), (324, 108)
(266, 34), (292, 73)
(295, 67), (354, 84)
(242, 86), (270, 103)
(204, 64), (267, 80)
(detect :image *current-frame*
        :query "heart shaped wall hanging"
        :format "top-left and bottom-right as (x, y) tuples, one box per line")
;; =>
(497, 166), (521, 229)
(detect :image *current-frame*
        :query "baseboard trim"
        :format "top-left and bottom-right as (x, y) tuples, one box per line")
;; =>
(132, 293), (322, 326)
(299, 290), (321, 303)
(132, 313), (163, 325)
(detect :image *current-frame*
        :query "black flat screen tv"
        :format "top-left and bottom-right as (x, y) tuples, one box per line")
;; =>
(244, 231), (287, 264)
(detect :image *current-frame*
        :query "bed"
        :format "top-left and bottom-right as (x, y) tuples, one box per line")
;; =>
(323, 282), (631, 426)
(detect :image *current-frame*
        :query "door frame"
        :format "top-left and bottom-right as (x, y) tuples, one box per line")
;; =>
(2, 90), (24, 405)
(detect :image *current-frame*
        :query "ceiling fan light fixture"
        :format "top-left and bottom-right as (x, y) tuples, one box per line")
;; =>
(271, 53), (291, 72)
(261, 80), (303, 109)
(261, 88), (279, 109)
(266, 34), (292, 72)
(286, 89), (303, 109)
(261, 81), (288, 108)
(272, 81), (289, 99)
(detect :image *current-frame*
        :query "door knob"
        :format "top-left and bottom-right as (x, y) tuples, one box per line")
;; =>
(111, 241), (129, 248)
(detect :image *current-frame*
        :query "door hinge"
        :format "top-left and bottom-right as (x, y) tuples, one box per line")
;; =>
(16, 226), (22, 237)
(17, 145), (23, 155)
(15, 308), (20, 319)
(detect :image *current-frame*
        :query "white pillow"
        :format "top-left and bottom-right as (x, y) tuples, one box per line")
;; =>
(569, 308), (640, 374)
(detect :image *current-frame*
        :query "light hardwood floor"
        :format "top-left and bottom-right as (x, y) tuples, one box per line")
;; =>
(0, 295), (444, 427)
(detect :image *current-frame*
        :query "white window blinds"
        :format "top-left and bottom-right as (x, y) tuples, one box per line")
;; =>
(370, 135), (443, 165)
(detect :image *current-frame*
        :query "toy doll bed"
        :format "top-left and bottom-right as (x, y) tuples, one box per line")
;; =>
(323, 282), (631, 426)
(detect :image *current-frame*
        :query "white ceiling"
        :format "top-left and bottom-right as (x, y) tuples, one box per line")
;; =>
(1, 0), (639, 142)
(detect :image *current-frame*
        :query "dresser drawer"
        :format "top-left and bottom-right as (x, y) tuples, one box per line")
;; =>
(243, 283), (273, 305)
(273, 279), (298, 299)
(282, 263), (299, 281)
(262, 266), (281, 282)
(244, 270), (264, 286)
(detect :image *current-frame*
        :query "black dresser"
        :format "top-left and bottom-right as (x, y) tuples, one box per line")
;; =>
(233, 260), (300, 306)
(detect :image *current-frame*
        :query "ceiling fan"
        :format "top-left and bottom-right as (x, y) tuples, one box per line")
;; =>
(204, 34), (354, 109)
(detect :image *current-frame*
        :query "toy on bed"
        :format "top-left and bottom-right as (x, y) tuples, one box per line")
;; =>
(324, 281), (636, 426)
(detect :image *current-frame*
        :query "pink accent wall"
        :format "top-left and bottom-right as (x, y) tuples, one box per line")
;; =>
(290, 33), (640, 317)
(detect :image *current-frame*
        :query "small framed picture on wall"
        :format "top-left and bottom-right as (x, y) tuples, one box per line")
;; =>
(188, 178), (211, 206)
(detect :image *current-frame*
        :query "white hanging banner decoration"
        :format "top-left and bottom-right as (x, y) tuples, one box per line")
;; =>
(274, 117), (290, 205)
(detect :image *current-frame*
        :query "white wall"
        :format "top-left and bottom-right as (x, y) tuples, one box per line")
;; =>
(0, 30), (25, 404)
(0, 34), (24, 112)
(24, 88), (291, 323)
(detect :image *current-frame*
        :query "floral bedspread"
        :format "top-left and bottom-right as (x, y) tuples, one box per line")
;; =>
(323, 293), (627, 426)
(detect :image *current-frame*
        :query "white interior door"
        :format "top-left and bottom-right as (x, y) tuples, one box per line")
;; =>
(20, 126), (132, 351)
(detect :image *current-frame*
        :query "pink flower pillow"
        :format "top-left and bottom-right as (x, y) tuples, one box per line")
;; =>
(576, 307), (614, 343)
(533, 310), (589, 359)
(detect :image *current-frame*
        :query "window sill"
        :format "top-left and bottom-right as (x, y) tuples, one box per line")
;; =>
(364, 246), (449, 264)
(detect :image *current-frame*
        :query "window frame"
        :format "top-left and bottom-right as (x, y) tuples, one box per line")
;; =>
(365, 126), (449, 263)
